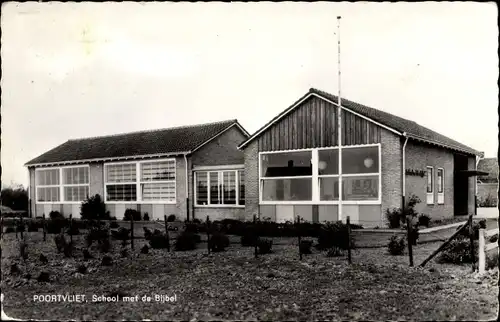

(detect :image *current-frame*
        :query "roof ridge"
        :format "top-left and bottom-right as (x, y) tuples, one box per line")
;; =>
(68, 119), (237, 142)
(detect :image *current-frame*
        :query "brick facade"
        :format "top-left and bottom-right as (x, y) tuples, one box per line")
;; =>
(243, 140), (260, 221)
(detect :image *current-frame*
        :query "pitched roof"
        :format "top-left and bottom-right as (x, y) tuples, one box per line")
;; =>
(477, 158), (498, 182)
(26, 119), (248, 166)
(238, 88), (482, 156)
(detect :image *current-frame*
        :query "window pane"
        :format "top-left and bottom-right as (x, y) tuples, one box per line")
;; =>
(342, 176), (378, 201)
(261, 178), (312, 201)
(64, 186), (89, 201)
(141, 160), (175, 181)
(37, 187), (60, 202)
(106, 184), (137, 201)
(319, 177), (339, 201)
(260, 151), (312, 177)
(437, 169), (443, 193)
(223, 171), (237, 205)
(341, 146), (379, 174)
(210, 172), (220, 204)
(36, 169), (59, 186)
(141, 182), (175, 201)
(106, 164), (136, 183)
(427, 168), (433, 193)
(239, 170), (245, 205)
(318, 149), (339, 175)
(63, 167), (89, 184)
(196, 172), (208, 205)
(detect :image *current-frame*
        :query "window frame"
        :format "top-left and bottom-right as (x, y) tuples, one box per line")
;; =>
(426, 166), (434, 205)
(194, 168), (245, 208)
(258, 143), (382, 205)
(35, 165), (90, 204)
(437, 167), (444, 204)
(104, 158), (176, 204)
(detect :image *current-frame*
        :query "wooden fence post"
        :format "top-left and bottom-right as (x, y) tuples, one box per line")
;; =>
(468, 214), (475, 272)
(42, 214), (46, 241)
(130, 217), (134, 250)
(206, 216), (211, 255)
(347, 216), (352, 264)
(297, 216), (302, 260)
(69, 214), (73, 244)
(0, 216), (3, 240)
(20, 215), (24, 240)
(478, 228), (485, 274)
(164, 215), (170, 252)
(253, 214), (258, 259)
(406, 216), (413, 267)
(15, 219), (18, 240)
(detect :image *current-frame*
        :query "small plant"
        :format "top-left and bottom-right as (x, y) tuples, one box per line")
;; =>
(316, 221), (354, 251)
(19, 240), (28, 261)
(110, 221), (119, 229)
(418, 214), (431, 228)
(209, 232), (230, 252)
(149, 231), (170, 250)
(81, 194), (111, 220)
(120, 248), (128, 258)
(123, 209), (142, 221)
(111, 227), (130, 241)
(16, 221), (26, 233)
(54, 233), (68, 253)
(99, 238), (112, 253)
(385, 208), (402, 228)
(66, 225), (80, 236)
(192, 218), (202, 224)
(39, 254), (48, 265)
(257, 238), (273, 254)
(326, 247), (344, 257)
(10, 263), (20, 275)
(37, 271), (50, 283)
(101, 256), (113, 266)
(27, 221), (39, 232)
(456, 219), (486, 240)
(49, 211), (64, 220)
(388, 235), (406, 255)
(489, 234), (498, 243)
(167, 214), (176, 222)
(174, 231), (199, 251)
(143, 213), (150, 221)
(77, 264), (87, 274)
(83, 249), (94, 260)
(144, 227), (153, 240)
(437, 237), (478, 264)
(299, 240), (313, 255)
(141, 244), (150, 254)
(85, 226), (110, 247)
(5, 227), (15, 233)
(63, 241), (74, 258)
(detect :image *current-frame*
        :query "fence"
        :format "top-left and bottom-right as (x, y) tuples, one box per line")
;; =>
(478, 227), (499, 274)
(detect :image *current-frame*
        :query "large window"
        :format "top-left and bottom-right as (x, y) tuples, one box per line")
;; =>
(104, 159), (176, 203)
(195, 169), (245, 206)
(259, 144), (381, 204)
(437, 168), (444, 204)
(426, 166), (434, 204)
(36, 166), (90, 203)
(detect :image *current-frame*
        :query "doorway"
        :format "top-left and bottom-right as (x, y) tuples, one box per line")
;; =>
(453, 154), (469, 216)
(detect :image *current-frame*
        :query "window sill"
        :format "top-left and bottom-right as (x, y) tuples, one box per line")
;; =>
(105, 201), (177, 204)
(259, 200), (382, 205)
(195, 205), (245, 208)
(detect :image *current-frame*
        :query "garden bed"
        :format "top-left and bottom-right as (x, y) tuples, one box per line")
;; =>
(1, 232), (497, 321)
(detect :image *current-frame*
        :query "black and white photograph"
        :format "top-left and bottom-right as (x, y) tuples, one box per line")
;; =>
(1, 2), (498, 320)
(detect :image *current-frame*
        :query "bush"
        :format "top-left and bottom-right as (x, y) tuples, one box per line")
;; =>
(123, 209), (141, 221)
(141, 244), (149, 254)
(66, 225), (80, 236)
(241, 226), (258, 247)
(316, 221), (354, 251)
(299, 240), (313, 254)
(418, 214), (431, 228)
(101, 256), (113, 266)
(257, 238), (273, 254)
(16, 221), (26, 233)
(5, 227), (15, 233)
(149, 231), (170, 250)
(437, 237), (478, 264)
(111, 227), (130, 241)
(54, 233), (68, 253)
(456, 220), (486, 240)
(385, 194), (421, 228)
(49, 211), (64, 220)
(174, 231), (199, 251)
(81, 194), (111, 220)
(27, 221), (39, 232)
(486, 249), (499, 270)
(326, 247), (344, 257)
(209, 232), (230, 252)
(109, 221), (119, 229)
(192, 218), (202, 224)
(167, 214), (176, 222)
(144, 227), (153, 240)
(46, 219), (66, 234)
(388, 235), (406, 255)
(143, 213), (150, 221)
(85, 226), (110, 248)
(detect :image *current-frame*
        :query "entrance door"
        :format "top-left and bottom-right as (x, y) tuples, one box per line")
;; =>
(454, 154), (469, 216)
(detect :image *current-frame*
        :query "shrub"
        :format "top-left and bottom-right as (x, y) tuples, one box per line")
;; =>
(174, 231), (199, 251)
(143, 213), (150, 221)
(388, 235), (406, 255)
(257, 238), (273, 254)
(5, 227), (15, 233)
(209, 232), (230, 252)
(16, 221), (25, 233)
(326, 247), (344, 257)
(437, 237), (478, 264)
(144, 227), (153, 240)
(316, 221), (354, 251)
(83, 249), (94, 260)
(99, 238), (112, 253)
(167, 214), (176, 222)
(10, 263), (20, 275)
(37, 272), (50, 283)
(120, 248), (128, 258)
(241, 225), (258, 247)
(385, 208), (402, 228)
(101, 256), (113, 266)
(486, 249), (499, 270)
(63, 241), (74, 258)
(66, 225), (80, 236)
(111, 227), (130, 241)
(49, 211), (64, 220)
(489, 234), (498, 243)
(149, 231), (170, 250)
(110, 221), (119, 229)
(299, 240), (313, 254)
(192, 218), (202, 224)
(54, 233), (68, 253)
(39, 254), (48, 264)
(456, 220), (486, 240)
(385, 194), (421, 228)
(85, 226), (110, 248)
(141, 244), (150, 254)
(77, 264), (87, 274)
(418, 214), (431, 228)
(19, 240), (28, 260)
(81, 194), (111, 220)
(27, 221), (39, 232)
(123, 209), (142, 221)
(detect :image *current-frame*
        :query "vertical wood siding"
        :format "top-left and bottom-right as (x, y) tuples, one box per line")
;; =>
(257, 96), (381, 151)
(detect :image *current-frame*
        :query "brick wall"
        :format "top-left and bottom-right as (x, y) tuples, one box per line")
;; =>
(404, 141), (454, 220)
(243, 140), (260, 221)
(380, 129), (402, 224)
(190, 126), (248, 221)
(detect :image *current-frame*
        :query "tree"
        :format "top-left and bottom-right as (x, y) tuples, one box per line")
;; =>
(1, 185), (29, 211)
(80, 194), (111, 220)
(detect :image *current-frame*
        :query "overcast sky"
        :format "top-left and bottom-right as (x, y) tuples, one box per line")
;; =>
(1, 2), (498, 187)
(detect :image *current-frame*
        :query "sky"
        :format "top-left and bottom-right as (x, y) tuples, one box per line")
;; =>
(1, 2), (498, 188)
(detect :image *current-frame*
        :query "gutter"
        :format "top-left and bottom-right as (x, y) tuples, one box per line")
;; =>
(402, 132), (409, 208)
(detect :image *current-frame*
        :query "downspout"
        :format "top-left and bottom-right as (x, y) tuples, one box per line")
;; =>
(402, 133), (409, 210)
(184, 154), (190, 222)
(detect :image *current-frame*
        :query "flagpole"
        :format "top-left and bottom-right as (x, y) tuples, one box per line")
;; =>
(337, 15), (343, 222)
